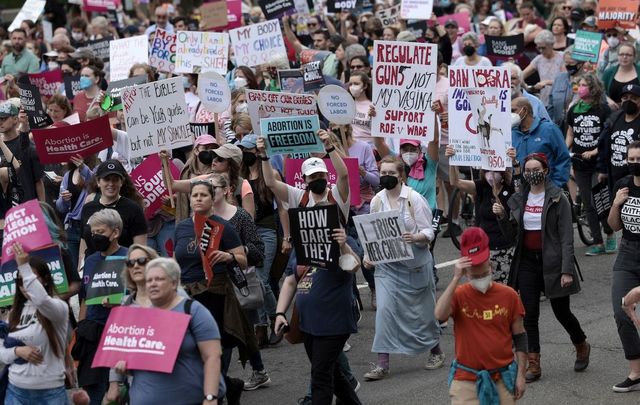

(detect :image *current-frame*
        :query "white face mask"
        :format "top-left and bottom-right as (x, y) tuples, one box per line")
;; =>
(511, 112), (521, 128)
(402, 152), (419, 167)
(607, 36), (620, 48)
(349, 85), (363, 98)
(71, 32), (84, 41)
(48, 61), (59, 70)
(236, 102), (248, 113)
(234, 77), (247, 89)
(470, 274), (492, 294)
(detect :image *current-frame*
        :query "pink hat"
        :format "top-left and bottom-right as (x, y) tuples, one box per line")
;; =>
(400, 139), (421, 147)
(194, 134), (218, 147)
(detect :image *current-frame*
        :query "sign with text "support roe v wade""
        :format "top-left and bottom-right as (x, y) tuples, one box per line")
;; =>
(371, 41), (438, 141)
(230, 20), (288, 67)
(174, 31), (229, 75)
(122, 76), (192, 159)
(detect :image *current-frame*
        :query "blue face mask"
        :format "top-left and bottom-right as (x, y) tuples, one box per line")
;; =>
(79, 76), (94, 90)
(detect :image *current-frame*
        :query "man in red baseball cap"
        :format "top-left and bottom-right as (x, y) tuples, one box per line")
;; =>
(435, 227), (527, 404)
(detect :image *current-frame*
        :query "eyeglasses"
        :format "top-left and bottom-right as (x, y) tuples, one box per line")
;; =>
(350, 64), (365, 70)
(606, 33), (618, 38)
(562, 6), (572, 10)
(126, 257), (150, 268)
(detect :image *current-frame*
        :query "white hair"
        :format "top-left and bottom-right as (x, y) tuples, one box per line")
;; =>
(502, 62), (523, 82)
(534, 30), (555, 46)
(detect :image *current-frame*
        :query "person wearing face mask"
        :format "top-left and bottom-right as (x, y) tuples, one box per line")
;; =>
(435, 227), (527, 404)
(602, 43), (640, 105)
(349, 72), (374, 141)
(361, 156), (443, 382)
(73, 65), (104, 122)
(547, 48), (585, 129)
(452, 32), (492, 67)
(399, 139), (439, 212)
(494, 153), (589, 383)
(598, 27), (629, 75)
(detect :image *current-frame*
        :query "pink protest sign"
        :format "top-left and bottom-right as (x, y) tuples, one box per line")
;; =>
(83, 0), (121, 12)
(285, 158), (361, 205)
(28, 70), (63, 97)
(437, 13), (471, 34)
(1, 200), (53, 264)
(131, 154), (180, 219)
(92, 306), (190, 373)
(218, 0), (242, 31)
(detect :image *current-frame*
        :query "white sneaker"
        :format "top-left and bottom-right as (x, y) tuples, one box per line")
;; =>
(364, 364), (389, 381)
(343, 342), (351, 352)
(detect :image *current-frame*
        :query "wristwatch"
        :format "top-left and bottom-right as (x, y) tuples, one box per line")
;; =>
(204, 394), (218, 401)
(622, 296), (627, 307)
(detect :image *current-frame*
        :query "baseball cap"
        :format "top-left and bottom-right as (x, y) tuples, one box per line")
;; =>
(213, 143), (242, 165)
(193, 134), (218, 148)
(70, 47), (95, 60)
(460, 227), (490, 266)
(444, 19), (459, 28)
(621, 84), (640, 97)
(481, 16), (496, 26)
(396, 31), (417, 42)
(301, 157), (328, 177)
(580, 16), (597, 28)
(95, 159), (127, 179)
(0, 101), (19, 118)
(237, 134), (257, 149)
(400, 139), (421, 147)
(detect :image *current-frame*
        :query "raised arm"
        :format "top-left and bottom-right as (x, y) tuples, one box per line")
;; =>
(257, 137), (290, 203)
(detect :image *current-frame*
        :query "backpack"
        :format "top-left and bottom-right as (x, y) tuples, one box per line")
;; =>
(298, 189), (348, 227)
(370, 189), (416, 221)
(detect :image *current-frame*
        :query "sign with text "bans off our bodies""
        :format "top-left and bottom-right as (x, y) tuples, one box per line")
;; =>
(246, 90), (317, 136)
(353, 210), (413, 265)
(260, 115), (322, 156)
(230, 20), (287, 68)
(372, 41), (438, 141)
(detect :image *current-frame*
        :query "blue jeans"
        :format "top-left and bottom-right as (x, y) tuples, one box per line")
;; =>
(66, 221), (82, 271)
(5, 384), (68, 405)
(256, 227), (278, 325)
(147, 220), (175, 257)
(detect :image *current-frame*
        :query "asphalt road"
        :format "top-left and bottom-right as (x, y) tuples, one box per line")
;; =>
(232, 228), (639, 405)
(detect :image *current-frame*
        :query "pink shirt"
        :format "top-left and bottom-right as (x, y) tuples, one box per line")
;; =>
(352, 99), (372, 141)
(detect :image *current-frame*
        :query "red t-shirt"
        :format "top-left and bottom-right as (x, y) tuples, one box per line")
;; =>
(72, 91), (93, 122)
(451, 283), (525, 381)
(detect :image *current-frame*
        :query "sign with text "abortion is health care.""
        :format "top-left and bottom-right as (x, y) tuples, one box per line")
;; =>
(1, 200), (52, 264)
(122, 76), (192, 159)
(230, 20), (287, 67)
(246, 90), (317, 136)
(174, 31), (229, 75)
(260, 115), (322, 156)
(371, 41), (438, 141)
(289, 205), (341, 270)
(131, 154), (180, 219)
(93, 306), (190, 373)
(353, 210), (413, 265)
(85, 257), (126, 305)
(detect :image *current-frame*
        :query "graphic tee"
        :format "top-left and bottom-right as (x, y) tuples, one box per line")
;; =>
(567, 104), (606, 170)
(523, 191), (544, 230)
(614, 177), (640, 242)
(609, 118), (640, 182)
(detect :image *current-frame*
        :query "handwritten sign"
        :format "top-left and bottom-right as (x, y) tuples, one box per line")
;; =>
(88, 36), (112, 62)
(174, 31), (229, 75)
(109, 35), (149, 81)
(197, 71), (231, 113)
(8, 0), (46, 31)
(149, 29), (176, 73)
(371, 41), (438, 141)
(485, 34), (524, 57)
(572, 30), (603, 63)
(246, 90), (317, 136)
(376, 4), (401, 27)
(131, 154), (180, 219)
(317, 85), (355, 125)
(260, 115), (322, 156)
(200, 1), (229, 30)
(464, 88), (509, 171)
(354, 210), (414, 264)
(28, 70), (63, 97)
(400, 0), (433, 20)
(122, 77), (192, 158)
(289, 205), (341, 269)
(302, 61), (325, 92)
(597, 0), (640, 30)
(1, 200), (53, 265)
(285, 158), (361, 205)
(230, 20), (287, 67)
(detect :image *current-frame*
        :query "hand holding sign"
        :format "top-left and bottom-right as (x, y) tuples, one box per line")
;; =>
(317, 85), (355, 125)
(12, 243), (28, 266)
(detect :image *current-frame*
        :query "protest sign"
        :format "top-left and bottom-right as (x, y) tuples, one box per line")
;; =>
(593, 183), (612, 220)
(194, 214), (224, 285)
(63, 113), (80, 125)
(278, 70), (304, 93)
(200, 1), (229, 30)
(302, 61), (325, 92)
(8, 0), (46, 31)
(1, 200), (53, 265)
(485, 34), (524, 57)
(122, 77), (192, 158)
(317, 85), (356, 125)
(293, 0), (311, 14)
(43, 20), (53, 43)
(371, 41), (438, 141)
(85, 257), (126, 305)
(28, 70), (63, 97)
(149, 29), (176, 73)
(82, 0), (120, 12)
(437, 12), (471, 33)
(131, 154), (180, 219)
(572, 30), (603, 63)
(17, 79), (52, 130)
(259, 0), (295, 19)
(0, 244), (69, 307)
(92, 306), (190, 372)
(88, 36), (113, 62)
(300, 50), (331, 65)
(400, 0), (433, 20)
(246, 90), (317, 135)
(221, 0), (243, 31)
(197, 71), (231, 113)
(376, 4), (400, 27)
(32, 115), (113, 164)
(109, 35), (149, 81)
(288, 205), (341, 269)
(285, 158), (361, 205)
(64, 74), (82, 100)
(260, 115), (322, 156)
(448, 66), (511, 168)
(103, 75), (148, 111)
(174, 31), (229, 75)
(326, 0), (359, 13)
(230, 20), (287, 67)
(597, 0), (639, 30)
(190, 122), (217, 138)
(353, 210), (414, 264)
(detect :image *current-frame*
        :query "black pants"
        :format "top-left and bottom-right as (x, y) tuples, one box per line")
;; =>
(611, 239), (640, 360)
(302, 333), (362, 405)
(573, 168), (613, 244)
(518, 251), (586, 353)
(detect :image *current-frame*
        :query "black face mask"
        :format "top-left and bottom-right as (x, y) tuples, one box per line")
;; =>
(623, 100), (639, 115)
(380, 175), (399, 190)
(198, 150), (214, 166)
(242, 151), (257, 166)
(629, 163), (640, 176)
(307, 178), (328, 194)
(91, 234), (112, 252)
(463, 45), (475, 57)
(565, 64), (582, 75)
(584, 9), (594, 16)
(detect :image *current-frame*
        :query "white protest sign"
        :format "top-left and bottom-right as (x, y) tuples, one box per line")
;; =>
(371, 41), (438, 141)
(317, 85), (355, 125)
(464, 88), (509, 171)
(246, 90), (317, 135)
(230, 20), (287, 68)
(353, 210), (414, 265)
(122, 77), (192, 158)
(174, 31), (229, 75)
(109, 35), (149, 81)
(149, 28), (176, 73)
(197, 71), (231, 113)
(400, 0), (433, 20)
(376, 4), (400, 27)
(9, 0), (46, 31)
(448, 67), (511, 169)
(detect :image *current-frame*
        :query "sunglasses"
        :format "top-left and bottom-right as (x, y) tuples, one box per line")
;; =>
(350, 64), (365, 69)
(126, 257), (150, 268)
(562, 5), (572, 10)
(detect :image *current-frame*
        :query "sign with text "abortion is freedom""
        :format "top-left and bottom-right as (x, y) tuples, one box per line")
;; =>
(260, 115), (322, 156)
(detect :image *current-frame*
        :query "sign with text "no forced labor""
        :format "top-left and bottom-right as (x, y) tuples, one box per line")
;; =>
(260, 115), (323, 156)
(353, 210), (414, 265)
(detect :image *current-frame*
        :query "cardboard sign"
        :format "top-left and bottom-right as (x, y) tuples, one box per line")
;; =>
(258, 0), (296, 20)
(597, 0), (640, 30)
(285, 158), (361, 205)
(64, 74), (82, 100)
(436, 12), (471, 33)
(104, 75), (148, 111)
(260, 115), (322, 156)
(376, 4), (400, 27)
(1, 200), (53, 265)
(353, 210), (414, 264)
(109, 35), (149, 82)
(194, 214), (224, 285)
(92, 306), (190, 372)
(200, 1), (229, 30)
(371, 41), (438, 141)
(88, 36), (113, 63)
(246, 90), (317, 136)
(0, 244), (69, 307)
(485, 34), (524, 57)
(464, 88), (509, 171)
(149, 29), (176, 73)
(230, 20), (287, 67)
(317, 85), (355, 125)
(190, 122), (216, 138)
(174, 31), (229, 75)
(85, 256), (126, 305)
(196, 71), (231, 113)
(83, 0), (120, 12)
(122, 77), (192, 158)
(572, 30), (603, 63)
(131, 154), (180, 219)
(400, 0), (433, 20)
(32, 115), (114, 164)
(29, 70), (63, 97)
(302, 61), (325, 92)
(593, 183), (612, 220)
(288, 205), (341, 269)
(8, 0), (46, 31)
(17, 79), (52, 130)
(278, 69), (303, 93)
